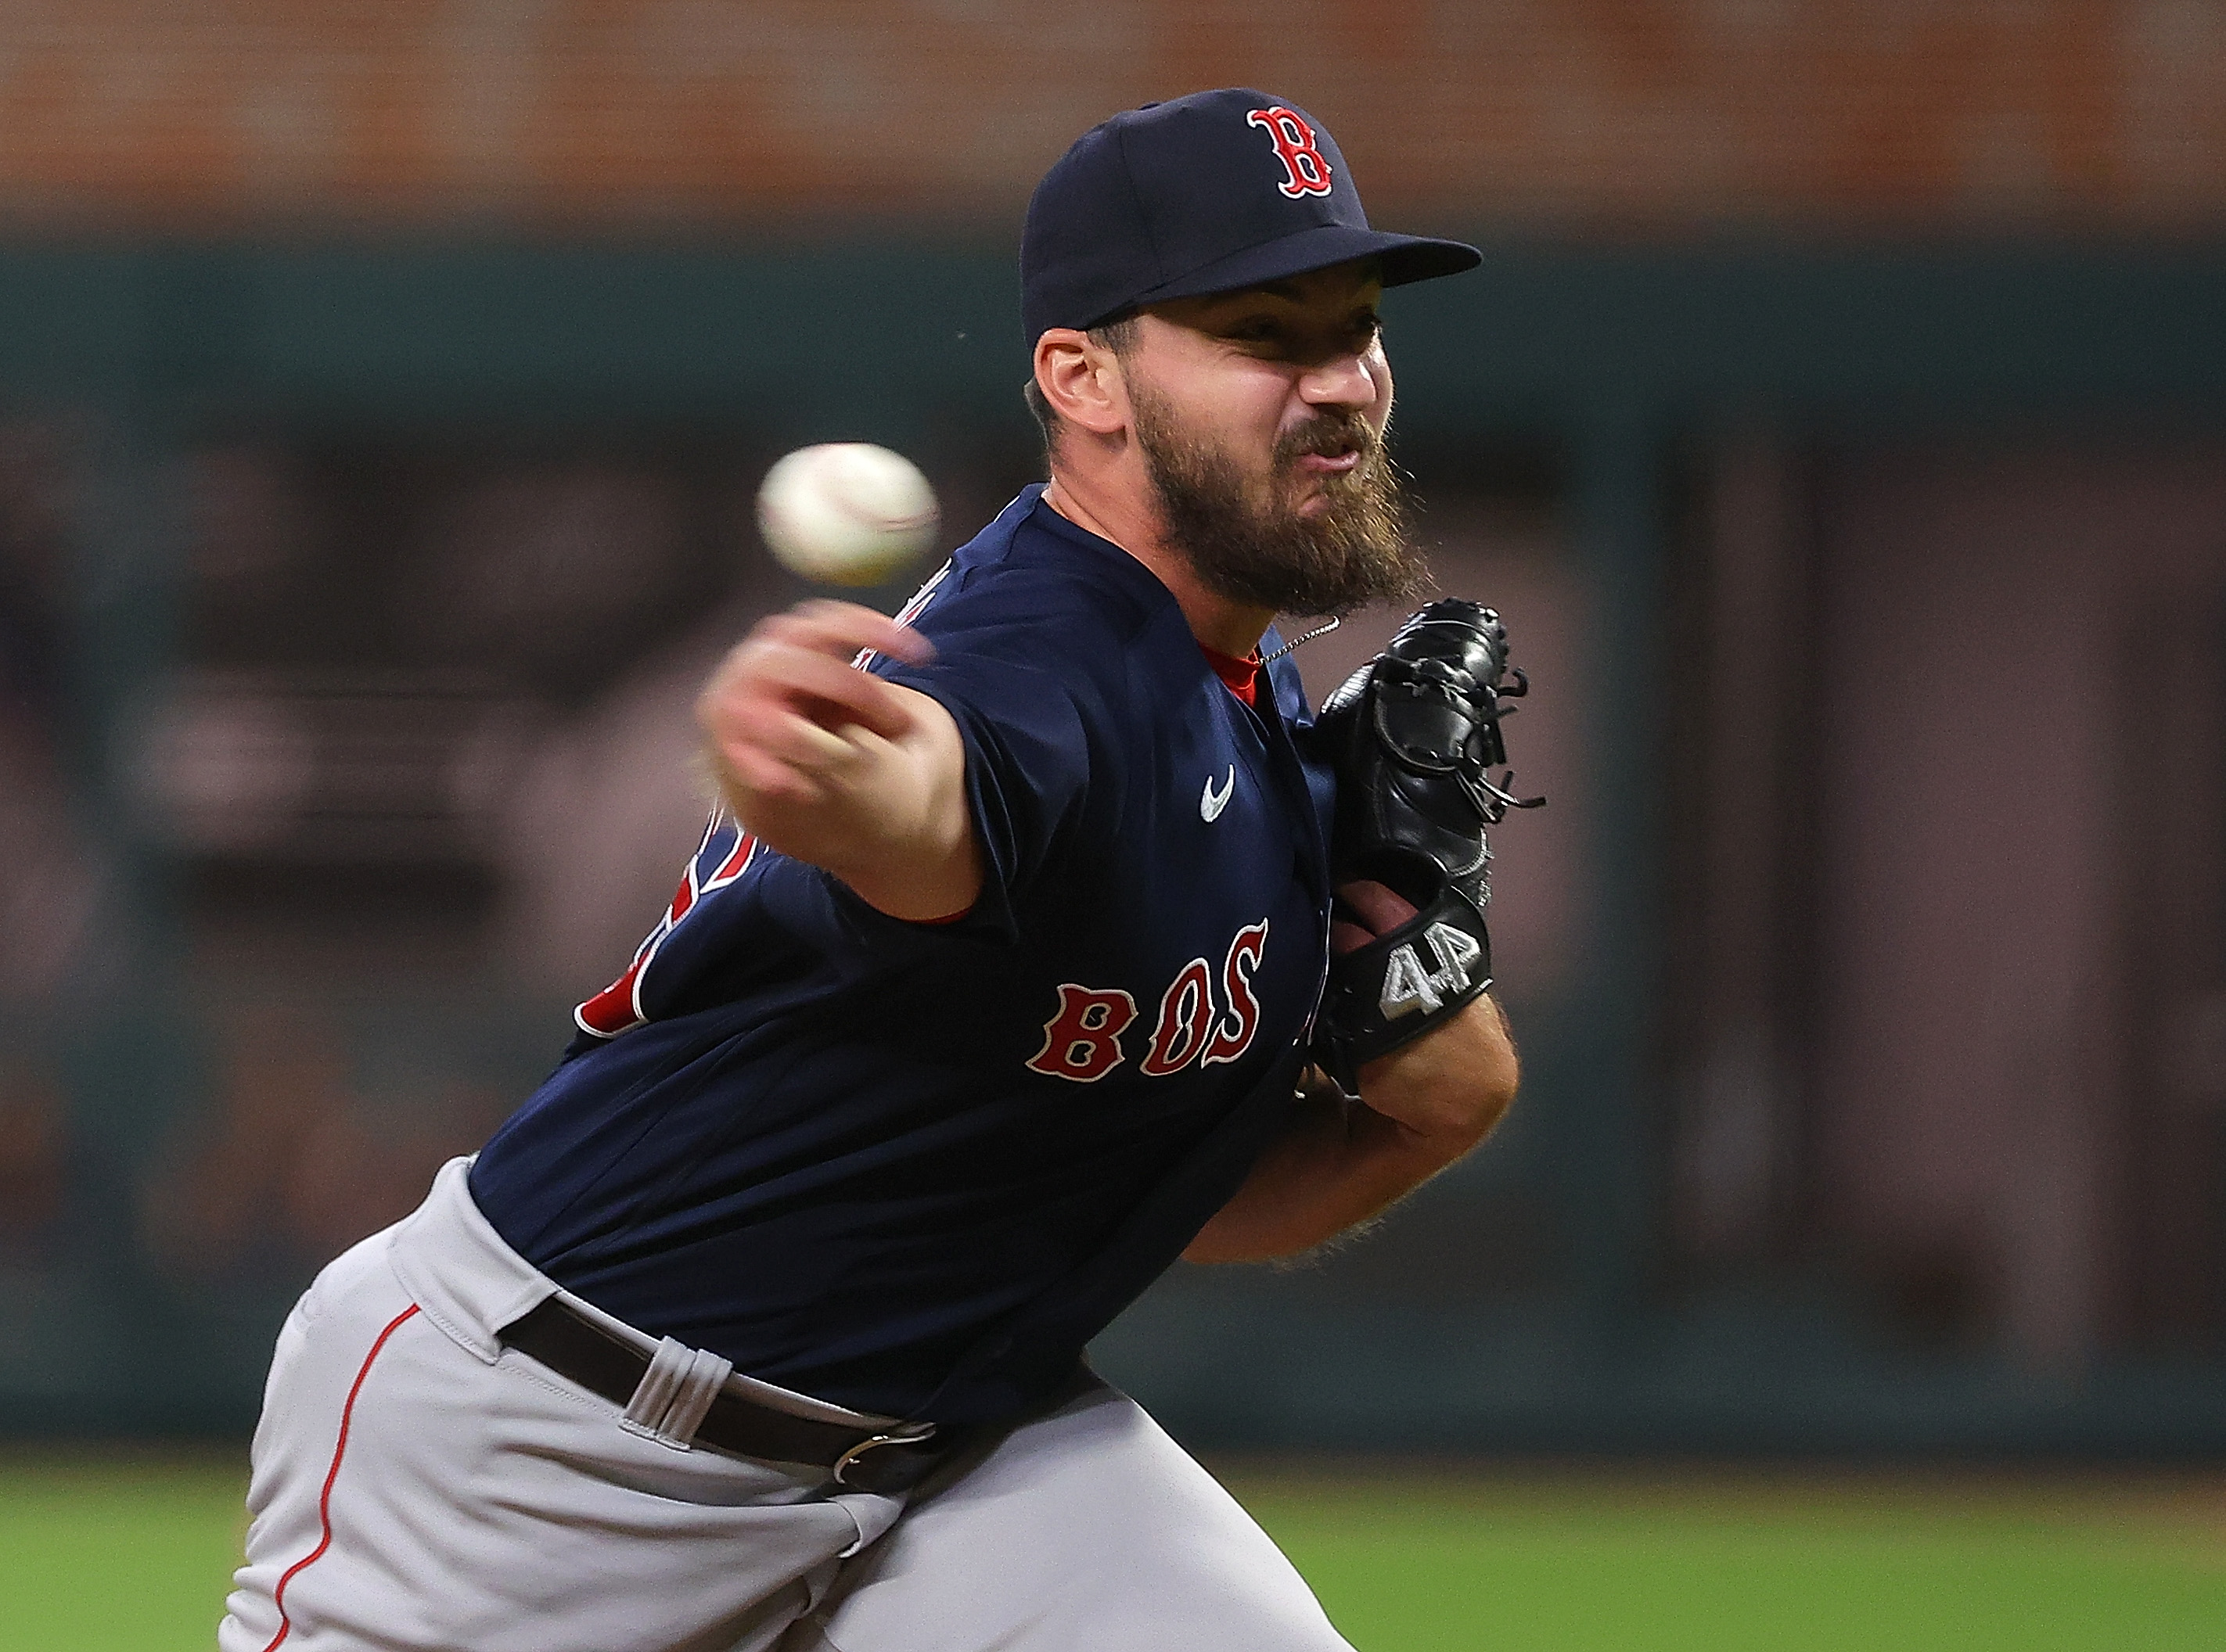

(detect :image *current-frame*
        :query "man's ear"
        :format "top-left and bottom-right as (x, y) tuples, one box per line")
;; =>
(1034, 329), (1129, 437)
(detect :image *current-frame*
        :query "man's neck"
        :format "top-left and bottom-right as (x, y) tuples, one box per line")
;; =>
(1041, 474), (1275, 659)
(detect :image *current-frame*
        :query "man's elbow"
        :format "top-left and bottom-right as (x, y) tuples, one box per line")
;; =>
(1464, 1061), (1519, 1147)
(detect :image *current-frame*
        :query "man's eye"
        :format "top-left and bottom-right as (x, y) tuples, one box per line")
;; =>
(1231, 320), (1283, 343)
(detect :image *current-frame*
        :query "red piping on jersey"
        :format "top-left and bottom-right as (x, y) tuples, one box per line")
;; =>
(260, 1303), (421, 1651)
(1199, 645), (1261, 707)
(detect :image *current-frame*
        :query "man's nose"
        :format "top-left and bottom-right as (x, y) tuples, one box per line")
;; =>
(1297, 350), (1380, 411)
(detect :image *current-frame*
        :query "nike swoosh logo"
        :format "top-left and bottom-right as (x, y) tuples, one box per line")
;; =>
(1201, 765), (1235, 822)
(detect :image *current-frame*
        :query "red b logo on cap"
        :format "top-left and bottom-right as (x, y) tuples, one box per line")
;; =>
(1246, 106), (1333, 199)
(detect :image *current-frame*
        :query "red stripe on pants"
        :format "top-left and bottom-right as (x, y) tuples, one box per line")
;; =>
(261, 1303), (422, 1651)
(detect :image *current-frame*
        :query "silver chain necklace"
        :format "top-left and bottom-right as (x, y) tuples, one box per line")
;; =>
(1259, 617), (1341, 665)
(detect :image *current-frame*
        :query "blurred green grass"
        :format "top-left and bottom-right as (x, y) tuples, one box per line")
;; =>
(0, 1456), (250, 1651)
(2, 1455), (2221, 1650)
(1228, 1468), (2226, 1652)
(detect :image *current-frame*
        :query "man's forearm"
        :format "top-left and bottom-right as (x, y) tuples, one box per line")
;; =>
(1181, 995), (1519, 1263)
(1180, 1079), (1448, 1262)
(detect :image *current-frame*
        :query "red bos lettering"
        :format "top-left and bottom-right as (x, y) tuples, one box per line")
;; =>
(1203, 920), (1268, 1066)
(1139, 959), (1214, 1076)
(1027, 986), (1139, 1082)
(1246, 106), (1333, 199)
(1027, 920), (1270, 1083)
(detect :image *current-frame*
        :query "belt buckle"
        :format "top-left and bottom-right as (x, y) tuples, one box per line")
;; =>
(829, 1430), (927, 1488)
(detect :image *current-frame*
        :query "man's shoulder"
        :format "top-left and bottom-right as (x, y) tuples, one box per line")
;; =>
(903, 487), (1178, 670)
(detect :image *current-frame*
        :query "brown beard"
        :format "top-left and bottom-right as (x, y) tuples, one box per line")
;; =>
(1130, 380), (1428, 618)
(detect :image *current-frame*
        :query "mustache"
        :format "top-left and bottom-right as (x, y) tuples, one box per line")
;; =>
(1275, 414), (1382, 468)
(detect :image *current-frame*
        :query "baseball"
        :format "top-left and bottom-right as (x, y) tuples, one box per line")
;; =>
(755, 443), (939, 587)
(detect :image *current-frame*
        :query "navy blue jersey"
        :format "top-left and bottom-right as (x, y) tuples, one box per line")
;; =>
(469, 487), (1334, 1423)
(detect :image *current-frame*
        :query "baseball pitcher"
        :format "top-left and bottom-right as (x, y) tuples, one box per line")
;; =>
(221, 88), (1529, 1652)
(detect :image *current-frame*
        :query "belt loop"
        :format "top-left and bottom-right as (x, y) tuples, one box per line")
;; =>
(619, 1337), (735, 1450)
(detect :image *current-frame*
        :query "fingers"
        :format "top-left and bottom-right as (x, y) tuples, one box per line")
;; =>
(750, 705), (877, 772)
(701, 602), (930, 746)
(762, 599), (934, 670)
(1331, 878), (1418, 939)
(1329, 919), (1373, 957)
(707, 601), (933, 707)
(697, 600), (937, 828)
(734, 644), (916, 742)
(716, 722), (824, 806)
(715, 713), (881, 828)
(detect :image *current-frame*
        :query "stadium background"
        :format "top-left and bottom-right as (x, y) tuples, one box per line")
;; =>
(0, 4), (2223, 1644)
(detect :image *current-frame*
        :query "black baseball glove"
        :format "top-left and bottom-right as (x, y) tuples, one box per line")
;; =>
(1308, 598), (1541, 1094)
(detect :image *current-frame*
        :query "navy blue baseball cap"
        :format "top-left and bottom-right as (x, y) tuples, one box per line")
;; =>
(1020, 88), (1480, 343)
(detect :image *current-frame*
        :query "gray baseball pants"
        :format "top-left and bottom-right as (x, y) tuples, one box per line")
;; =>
(218, 1158), (1353, 1651)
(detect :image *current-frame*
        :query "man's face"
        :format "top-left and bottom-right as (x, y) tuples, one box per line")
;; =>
(1120, 260), (1425, 618)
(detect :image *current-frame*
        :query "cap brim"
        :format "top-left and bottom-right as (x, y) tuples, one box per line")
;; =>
(1100, 224), (1480, 325)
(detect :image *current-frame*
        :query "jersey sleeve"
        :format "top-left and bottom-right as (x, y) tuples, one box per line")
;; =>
(877, 621), (1099, 937)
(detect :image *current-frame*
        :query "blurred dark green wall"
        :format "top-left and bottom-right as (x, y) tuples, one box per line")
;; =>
(5, 235), (2224, 1453)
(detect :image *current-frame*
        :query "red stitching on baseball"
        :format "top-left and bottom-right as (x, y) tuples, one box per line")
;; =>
(259, 1303), (421, 1651)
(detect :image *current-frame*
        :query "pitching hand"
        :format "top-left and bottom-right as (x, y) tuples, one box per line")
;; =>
(696, 600), (979, 921)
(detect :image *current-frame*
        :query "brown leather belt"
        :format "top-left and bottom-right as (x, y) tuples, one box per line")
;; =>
(498, 1298), (944, 1495)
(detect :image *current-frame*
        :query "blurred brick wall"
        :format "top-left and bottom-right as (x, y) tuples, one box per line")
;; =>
(0, 0), (2220, 232)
